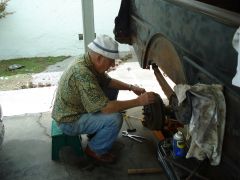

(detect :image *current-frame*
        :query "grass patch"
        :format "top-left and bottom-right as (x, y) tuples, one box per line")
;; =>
(0, 56), (70, 77)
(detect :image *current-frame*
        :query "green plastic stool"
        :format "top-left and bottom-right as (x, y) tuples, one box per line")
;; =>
(51, 119), (84, 160)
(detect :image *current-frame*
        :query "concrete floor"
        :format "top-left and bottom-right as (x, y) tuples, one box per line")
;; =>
(0, 108), (167, 180)
(0, 51), (168, 179)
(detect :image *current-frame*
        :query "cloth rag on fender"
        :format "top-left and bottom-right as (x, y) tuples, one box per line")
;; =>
(174, 84), (226, 166)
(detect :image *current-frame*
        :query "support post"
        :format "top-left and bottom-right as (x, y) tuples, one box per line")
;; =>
(81, 0), (95, 53)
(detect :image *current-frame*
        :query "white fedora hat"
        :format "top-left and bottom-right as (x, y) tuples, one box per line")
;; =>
(88, 34), (119, 60)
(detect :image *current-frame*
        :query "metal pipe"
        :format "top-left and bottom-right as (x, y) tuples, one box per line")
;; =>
(81, 0), (95, 53)
(152, 63), (174, 99)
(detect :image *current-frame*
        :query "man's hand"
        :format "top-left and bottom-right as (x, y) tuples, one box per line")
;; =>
(102, 91), (158, 113)
(137, 92), (156, 106)
(131, 85), (146, 95)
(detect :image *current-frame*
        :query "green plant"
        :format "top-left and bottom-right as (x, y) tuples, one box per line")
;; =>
(0, 0), (12, 19)
(0, 56), (69, 76)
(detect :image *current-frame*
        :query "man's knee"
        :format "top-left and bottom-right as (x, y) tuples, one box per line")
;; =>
(106, 112), (123, 128)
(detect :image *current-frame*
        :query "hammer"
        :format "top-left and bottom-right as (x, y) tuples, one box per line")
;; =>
(122, 111), (136, 132)
(128, 168), (163, 175)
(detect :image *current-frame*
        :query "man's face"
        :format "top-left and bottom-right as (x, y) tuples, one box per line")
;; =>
(97, 56), (115, 73)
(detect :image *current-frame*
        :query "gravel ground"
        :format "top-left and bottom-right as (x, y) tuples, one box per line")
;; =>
(0, 74), (33, 91)
(0, 56), (78, 91)
(0, 52), (132, 91)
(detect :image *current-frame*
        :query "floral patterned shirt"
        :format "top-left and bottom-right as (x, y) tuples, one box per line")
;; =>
(52, 54), (111, 123)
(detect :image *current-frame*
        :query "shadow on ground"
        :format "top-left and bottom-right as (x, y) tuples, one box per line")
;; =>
(0, 108), (167, 180)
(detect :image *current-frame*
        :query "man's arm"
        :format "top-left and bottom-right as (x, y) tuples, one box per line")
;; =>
(109, 78), (145, 95)
(101, 91), (156, 113)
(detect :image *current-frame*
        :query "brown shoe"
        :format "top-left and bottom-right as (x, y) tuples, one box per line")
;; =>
(85, 146), (116, 164)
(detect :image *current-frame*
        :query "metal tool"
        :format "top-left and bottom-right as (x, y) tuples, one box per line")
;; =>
(122, 131), (147, 143)
(128, 168), (163, 175)
(122, 111), (136, 132)
(125, 118), (136, 132)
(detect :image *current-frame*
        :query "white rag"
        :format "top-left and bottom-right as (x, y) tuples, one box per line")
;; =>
(174, 84), (226, 166)
(232, 27), (240, 86)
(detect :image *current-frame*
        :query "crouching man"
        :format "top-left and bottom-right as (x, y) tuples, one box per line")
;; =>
(52, 34), (156, 163)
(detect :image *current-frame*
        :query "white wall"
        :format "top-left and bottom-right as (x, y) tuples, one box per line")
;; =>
(0, 0), (128, 60)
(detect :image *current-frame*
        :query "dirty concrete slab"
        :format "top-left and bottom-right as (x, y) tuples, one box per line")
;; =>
(0, 49), (168, 179)
(0, 109), (167, 180)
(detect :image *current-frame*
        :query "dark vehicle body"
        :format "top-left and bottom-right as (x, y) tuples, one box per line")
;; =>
(114, 0), (240, 179)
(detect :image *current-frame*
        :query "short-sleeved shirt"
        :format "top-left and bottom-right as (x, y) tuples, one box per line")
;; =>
(52, 54), (111, 123)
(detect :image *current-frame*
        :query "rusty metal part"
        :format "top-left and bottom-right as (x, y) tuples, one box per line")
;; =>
(151, 63), (174, 100)
(143, 34), (186, 85)
(142, 94), (166, 130)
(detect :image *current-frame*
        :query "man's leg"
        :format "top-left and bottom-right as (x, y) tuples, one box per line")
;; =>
(59, 87), (122, 162)
(86, 87), (119, 140)
(86, 86), (120, 139)
(81, 112), (123, 155)
(58, 112), (123, 155)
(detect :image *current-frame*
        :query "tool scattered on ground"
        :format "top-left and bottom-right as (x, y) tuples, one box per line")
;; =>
(125, 118), (136, 132)
(128, 168), (163, 175)
(122, 111), (136, 132)
(122, 131), (147, 143)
